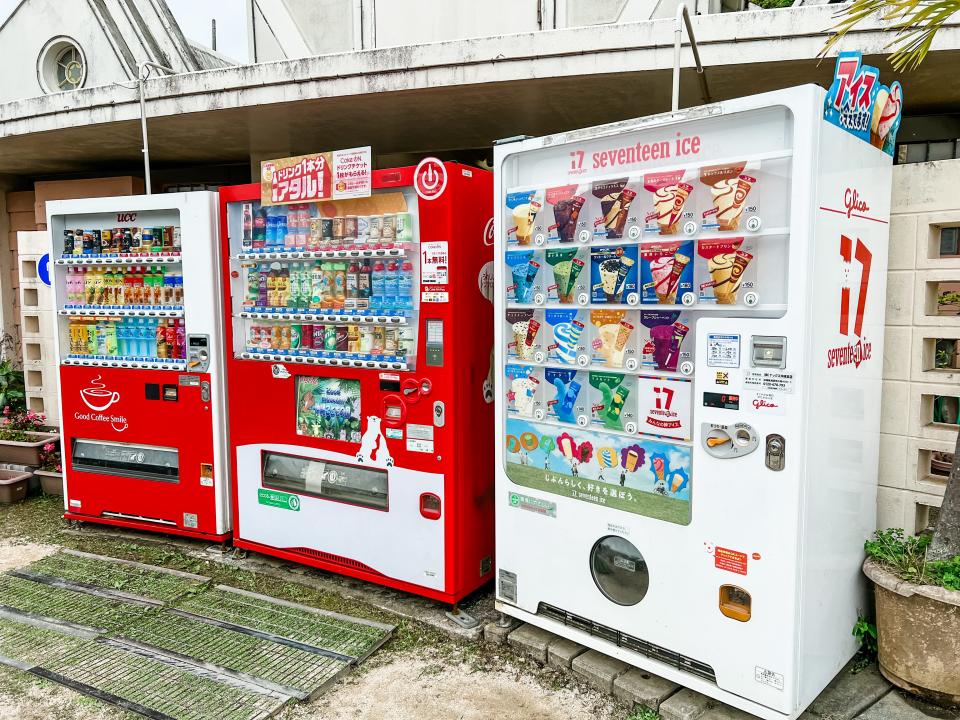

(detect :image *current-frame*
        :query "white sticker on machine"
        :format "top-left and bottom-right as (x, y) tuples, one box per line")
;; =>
(755, 666), (784, 691)
(406, 423), (434, 453)
(421, 241), (449, 284)
(743, 370), (795, 393)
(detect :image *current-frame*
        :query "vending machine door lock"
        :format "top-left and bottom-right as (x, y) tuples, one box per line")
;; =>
(433, 401), (446, 427)
(765, 434), (786, 471)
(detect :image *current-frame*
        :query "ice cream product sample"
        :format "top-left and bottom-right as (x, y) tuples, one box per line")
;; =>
(546, 310), (584, 365)
(546, 248), (579, 303)
(872, 83), (902, 150)
(640, 241), (694, 305)
(506, 190), (542, 246)
(590, 309), (628, 367)
(700, 163), (755, 231)
(641, 311), (689, 372)
(506, 250), (535, 303)
(552, 193), (586, 243)
(546, 368), (582, 424)
(644, 171), (693, 235)
(506, 308), (536, 360)
(506, 365), (539, 417)
(591, 246), (639, 304)
(698, 238), (747, 304)
(593, 179), (636, 239)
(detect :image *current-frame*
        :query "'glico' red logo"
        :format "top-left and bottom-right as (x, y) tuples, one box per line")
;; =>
(827, 234), (873, 369)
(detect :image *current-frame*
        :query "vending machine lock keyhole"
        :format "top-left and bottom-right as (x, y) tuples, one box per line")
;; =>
(765, 434), (786, 471)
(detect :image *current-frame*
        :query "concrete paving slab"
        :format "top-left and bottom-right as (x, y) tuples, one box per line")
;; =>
(613, 668), (681, 711)
(699, 702), (762, 720)
(483, 618), (519, 645)
(808, 662), (892, 720)
(571, 650), (631, 694)
(507, 624), (557, 664)
(858, 690), (960, 720)
(547, 637), (588, 669)
(660, 688), (718, 720)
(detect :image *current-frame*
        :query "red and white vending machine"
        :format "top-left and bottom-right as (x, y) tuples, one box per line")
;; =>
(48, 193), (230, 541)
(219, 161), (495, 604)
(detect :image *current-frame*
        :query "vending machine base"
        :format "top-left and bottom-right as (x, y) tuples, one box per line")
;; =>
(64, 513), (231, 543)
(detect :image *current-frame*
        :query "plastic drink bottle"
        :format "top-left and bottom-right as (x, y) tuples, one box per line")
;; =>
(398, 261), (413, 308)
(384, 261), (399, 310)
(346, 261), (359, 310)
(165, 320), (176, 359)
(155, 320), (168, 358)
(371, 262), (385, 310)
(176, 319), (185, 359)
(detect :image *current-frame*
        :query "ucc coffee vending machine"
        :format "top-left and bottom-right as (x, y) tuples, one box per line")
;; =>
(220, 161), (495, 603)
(48, 192), (230, 540)
(494, 67), (900, 719)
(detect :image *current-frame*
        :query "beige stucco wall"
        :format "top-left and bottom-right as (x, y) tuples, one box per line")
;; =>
(879, 158), (960, 533)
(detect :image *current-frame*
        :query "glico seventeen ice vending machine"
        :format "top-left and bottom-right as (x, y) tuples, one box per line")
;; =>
(220, 162), (494, 603)
(48, 193), (229, 540)
(494, 75), (901, 719)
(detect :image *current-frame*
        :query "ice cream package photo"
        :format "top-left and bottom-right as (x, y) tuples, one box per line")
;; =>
(588, 371), (637, 432)
(545, 185), (589, 244)
(640, 240), (694, 305)
(643, 170), (696, 236)
(545, 247), (586, 303)
(635, 375), (693, 441)
(505, 189), (544, 246)
(544, 309), (588, 366)
(589, 309), (637, 370)
(638, 311), (693, 373)
(696, 238), (755, 304)
(544, 367), (587, 424)
(506, 249), (544, 303)
(505, 308), (541, 361)
(698, 162), (757, 232)
(505, 363), (541, 417)
(591, 178), (640, 241)
(591, 245), (639, 304)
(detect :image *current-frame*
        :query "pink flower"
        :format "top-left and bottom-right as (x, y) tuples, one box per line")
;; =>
(2, 406), (9, 416)
(55, 464), (62, 472)
(43, 443), (55, 452)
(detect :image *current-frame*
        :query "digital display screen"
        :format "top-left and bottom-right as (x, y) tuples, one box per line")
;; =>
(703, 392), (740, 410)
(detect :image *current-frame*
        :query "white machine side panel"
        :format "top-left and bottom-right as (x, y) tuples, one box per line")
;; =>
(797, 123), (891, 708)
(236, 443), (446, 591)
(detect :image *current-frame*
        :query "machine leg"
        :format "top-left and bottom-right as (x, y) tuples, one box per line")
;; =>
(445, 603), (480, 630)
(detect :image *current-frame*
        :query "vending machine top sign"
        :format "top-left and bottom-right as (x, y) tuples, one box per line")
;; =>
(823, 51), (903, 156)
(261, 147), (372, 206)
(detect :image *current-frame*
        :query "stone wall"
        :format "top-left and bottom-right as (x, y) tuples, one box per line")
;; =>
(880, 158), (960, 533)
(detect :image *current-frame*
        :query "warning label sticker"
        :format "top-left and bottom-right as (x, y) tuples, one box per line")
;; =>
(714, 546), (748, 575)
(743, 370), (794, 393)
(755, 666), (784, 691)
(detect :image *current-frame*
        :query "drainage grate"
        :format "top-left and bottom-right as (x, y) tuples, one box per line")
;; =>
(119, 610), (349, 697)
(42, 641), (286, 720)
(27, 551), (207, 603)
(174, 587), (391, 660)
(0, 574), (153, 634)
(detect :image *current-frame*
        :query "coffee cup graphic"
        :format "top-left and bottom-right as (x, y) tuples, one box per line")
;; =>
(81, 377), (120, 411)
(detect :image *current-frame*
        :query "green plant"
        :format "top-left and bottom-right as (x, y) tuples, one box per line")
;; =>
(626, 707), (660, 720)
(0, 361), (25, 413)
(852, 615), (878, 657)
(865, 528), (960, 590)
(822, 0), (960, 71)
(38, 441), (61, 473)
(753, 0), (795, 7)
(0, 408), (47, 442)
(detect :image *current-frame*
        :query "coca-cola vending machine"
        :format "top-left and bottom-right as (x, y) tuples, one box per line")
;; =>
(48, 192), (230, 540)
(219, 160), (495, 603)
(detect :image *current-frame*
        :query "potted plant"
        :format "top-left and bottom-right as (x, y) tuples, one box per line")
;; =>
(34, 440), (63, 496)
(0, 408), (60, 466)
(0, 360), (25, 411)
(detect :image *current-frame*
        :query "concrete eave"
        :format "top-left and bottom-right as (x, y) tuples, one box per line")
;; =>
(1, 5), (958, 175)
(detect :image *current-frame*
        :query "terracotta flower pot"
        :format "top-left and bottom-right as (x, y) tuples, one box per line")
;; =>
(864, 558), (960, 705)
(34, 469), (63, 496)
(0, 432), (60, 466)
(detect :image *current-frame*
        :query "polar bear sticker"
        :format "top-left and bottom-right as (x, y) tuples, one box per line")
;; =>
(356, 416), (394, 467)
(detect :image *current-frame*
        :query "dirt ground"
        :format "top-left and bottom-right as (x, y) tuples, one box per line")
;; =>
(0, 501), (630, 720)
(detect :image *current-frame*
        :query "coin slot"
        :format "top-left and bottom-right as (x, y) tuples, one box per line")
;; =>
(736, 428), (752, 445)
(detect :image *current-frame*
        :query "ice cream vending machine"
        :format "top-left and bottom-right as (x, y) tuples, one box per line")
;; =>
(494, 72), (901, 719)
(48, 192), (230, 540)
(219, 162), (495, 603)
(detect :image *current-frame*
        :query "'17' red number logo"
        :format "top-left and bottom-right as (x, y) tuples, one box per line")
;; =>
(839, 235), (872, 338)
(654, 386), (674, 411)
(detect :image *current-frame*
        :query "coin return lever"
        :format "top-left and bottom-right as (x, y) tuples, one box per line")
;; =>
(702, 422), (759, 458)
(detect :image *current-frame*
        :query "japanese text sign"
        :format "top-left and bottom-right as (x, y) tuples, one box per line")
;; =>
(261, 147), (372, 206)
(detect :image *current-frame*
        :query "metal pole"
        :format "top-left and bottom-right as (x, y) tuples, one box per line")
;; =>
(672, 3), (710, 112)
(135, 62), (174, 195)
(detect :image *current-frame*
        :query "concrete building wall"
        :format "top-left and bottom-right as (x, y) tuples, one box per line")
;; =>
(879, 158), (960, 534)
(17, 231), (57, 424)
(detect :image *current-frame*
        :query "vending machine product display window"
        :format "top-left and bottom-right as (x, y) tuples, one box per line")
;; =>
(495, 81), (898, 720)
(48, 192), (230, 540)
(221, 163), (496, 604)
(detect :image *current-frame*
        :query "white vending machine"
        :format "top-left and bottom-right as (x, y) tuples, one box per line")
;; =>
(494, 69), (902, 719)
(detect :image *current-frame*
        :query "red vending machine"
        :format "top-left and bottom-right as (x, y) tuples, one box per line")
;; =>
(47, 193), (230, 541)
(220, 162), (494, 603)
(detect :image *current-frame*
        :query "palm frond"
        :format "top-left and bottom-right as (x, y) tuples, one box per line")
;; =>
(820, 0), (960, 71)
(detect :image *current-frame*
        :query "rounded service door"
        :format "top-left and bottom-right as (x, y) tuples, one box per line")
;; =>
(589, 536), (649, 606)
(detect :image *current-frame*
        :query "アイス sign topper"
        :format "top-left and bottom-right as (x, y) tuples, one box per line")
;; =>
(823, 51), (903, 156)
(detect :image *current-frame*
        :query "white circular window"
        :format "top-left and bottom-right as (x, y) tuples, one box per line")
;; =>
(37, 37), (87, 94)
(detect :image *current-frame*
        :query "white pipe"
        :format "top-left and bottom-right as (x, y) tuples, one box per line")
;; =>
(672, 3), (709, 112)
(137, 62), (175, 195)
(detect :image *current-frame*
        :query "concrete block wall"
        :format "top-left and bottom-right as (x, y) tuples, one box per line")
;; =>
(881, 158), (960, 534)
(17, 231), (58, 425)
